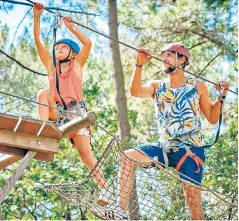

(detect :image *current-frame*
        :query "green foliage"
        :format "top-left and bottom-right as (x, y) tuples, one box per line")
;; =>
(203, 0), (232, 6)
(0, 0), (237, 219)
(203, 105), (238, 195)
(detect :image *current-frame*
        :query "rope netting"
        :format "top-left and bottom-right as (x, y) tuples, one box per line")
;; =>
(0, 88), (237, 220)
(0, 2), (237, 219)
(45, 137), (238, 220)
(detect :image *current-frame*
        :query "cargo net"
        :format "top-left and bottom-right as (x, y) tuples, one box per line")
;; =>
(45, 137), (238, 220)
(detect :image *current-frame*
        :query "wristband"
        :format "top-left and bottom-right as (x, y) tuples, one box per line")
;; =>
(222, 95), (226, 99)
(35, 17), (40, 21)
(135, 64), (143, 68)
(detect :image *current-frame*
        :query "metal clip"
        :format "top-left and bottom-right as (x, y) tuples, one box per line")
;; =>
(54, 12), (62, 28)
(218, 81), (225, 101)
(53, 12), (62, 43)
(219, 81), (225, 95)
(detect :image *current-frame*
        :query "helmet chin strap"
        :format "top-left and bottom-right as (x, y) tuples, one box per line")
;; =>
(58, 49), (72, 73)
(167, 52), (178, 74)
(167, 52), (185, 74)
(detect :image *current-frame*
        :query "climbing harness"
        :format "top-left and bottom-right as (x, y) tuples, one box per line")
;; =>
(56, 100), (87, 126)
(172, 84), (226, 173)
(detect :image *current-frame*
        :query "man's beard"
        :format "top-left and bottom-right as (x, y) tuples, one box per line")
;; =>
(164, 66), (176, 74)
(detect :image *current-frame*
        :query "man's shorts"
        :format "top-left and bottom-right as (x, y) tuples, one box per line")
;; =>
(138, 142), (205, 186)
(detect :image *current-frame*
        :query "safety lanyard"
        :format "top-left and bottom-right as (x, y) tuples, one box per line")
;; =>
(53, 13), (68, 111)
(181, 85), (225, 149)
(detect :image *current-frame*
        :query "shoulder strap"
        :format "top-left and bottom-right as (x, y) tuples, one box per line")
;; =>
(56, 71), (67, 110)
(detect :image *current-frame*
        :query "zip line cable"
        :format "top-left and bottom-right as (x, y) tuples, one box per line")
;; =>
(1, 0), (99, 16)
(0, 49), (46, 76)
(0, 0), (237, 94)
(24, 0), (237, 95)
(0, 91), (72, 114)
(0, 2), (237, 213)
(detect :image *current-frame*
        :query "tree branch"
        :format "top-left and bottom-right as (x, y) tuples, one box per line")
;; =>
(199, 51), (223, 76)
(192, 30), (237, 58)
(23, 193), (38, 220)
(0, 49), (46, 76)
(188, 41), (207, 50)
(10, 8), (32, 47)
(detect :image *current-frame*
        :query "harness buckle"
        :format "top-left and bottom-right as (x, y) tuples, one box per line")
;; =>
(189, 152), (196, 159)
(164, 146), (179, 153)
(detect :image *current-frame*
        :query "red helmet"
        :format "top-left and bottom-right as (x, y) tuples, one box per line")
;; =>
(161, 43), (190, 66)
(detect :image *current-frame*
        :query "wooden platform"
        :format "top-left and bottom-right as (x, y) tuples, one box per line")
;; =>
(0, 110), (97, 204)
(0, 113), (62, 139)
(0, 145), (54, 162)
(0, 113), (62, 164)
(0, 111), (97, 165)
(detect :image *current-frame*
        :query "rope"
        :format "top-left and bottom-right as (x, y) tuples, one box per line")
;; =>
(0, 49), (46, 76)
(65, 125), (238, 206)
(0, 91), (73, 114)
(0, 94), (237, 219)
(0, 151), (36, 203)
(0, 2), (237, 218)
(1, 0), (98, 16)
(0, 89), (235, 197)
(45, 138), (237, 220)
(1, 131), (236, 219)
(23, 0), (237, 95)
(0, 91), (235, 206)
(0, 90), (234, 157)
(5, 168), (45, 186)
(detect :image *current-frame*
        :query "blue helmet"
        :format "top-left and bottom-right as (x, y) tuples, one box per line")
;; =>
(54, 38), (80, 54)
(53, 38), (80, 67)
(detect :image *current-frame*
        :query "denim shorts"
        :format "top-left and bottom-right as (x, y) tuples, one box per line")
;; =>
(139, 142), (205, 185)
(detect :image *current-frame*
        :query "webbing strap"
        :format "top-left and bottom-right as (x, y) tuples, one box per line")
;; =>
(55, 71), (67, 110)
(176, 150), (204, 173)
(53, 13), (68, 111)
(178, 99), (224, 149)
(162, 150), (169, 168)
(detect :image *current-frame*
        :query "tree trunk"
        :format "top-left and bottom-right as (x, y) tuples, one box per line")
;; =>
(63, 203), (71, 220)
(107, 0), (130, 139)
(107, 0), (140, 220)
(80, 208), (88, 220)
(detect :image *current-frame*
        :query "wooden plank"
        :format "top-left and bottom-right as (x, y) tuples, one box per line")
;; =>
(0, 155), (21, 169)
(0, 130), (59, 154)
(0, 113), (62, 139)
(0, 145), (54, 162)
(59, 111), (97, 137)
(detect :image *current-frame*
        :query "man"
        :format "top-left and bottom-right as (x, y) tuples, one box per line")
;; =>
(106, 43), (230, 220)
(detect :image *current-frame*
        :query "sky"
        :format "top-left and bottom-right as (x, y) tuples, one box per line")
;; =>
(1, 1), (237, 92)
(0, 2), (238, 216)
(0, 1), (237, 117)
(0, 0), (109, 49)
(0, 0), (110, 160)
